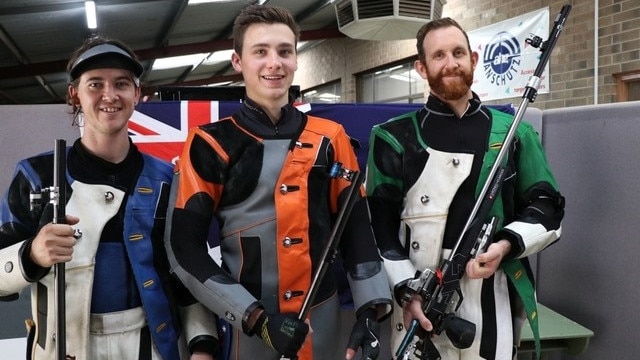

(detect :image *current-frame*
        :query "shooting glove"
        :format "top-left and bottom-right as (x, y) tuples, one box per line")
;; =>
(253, 311), (309, 357)
(346, 307), (380, 360)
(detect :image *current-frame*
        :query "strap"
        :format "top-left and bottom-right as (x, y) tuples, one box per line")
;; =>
(138, 326), (152, 360)
(501, 259), (540, 360)
(25, 319), (35, 360)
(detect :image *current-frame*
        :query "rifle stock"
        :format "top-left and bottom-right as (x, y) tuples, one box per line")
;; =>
(396, 5), (572, 359)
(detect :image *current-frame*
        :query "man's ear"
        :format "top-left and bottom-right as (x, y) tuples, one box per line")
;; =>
(414, 59), (428, 80)
(68, 85), (79, 105)
(134, 86), (141, 105)
(231, 52), (242, 73)
(471, 51), (479, 71)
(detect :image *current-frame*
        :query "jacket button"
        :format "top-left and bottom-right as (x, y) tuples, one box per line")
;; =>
(225, 311), (235, 322)
(155, 322), (167, 333)
(283, 290), (303, 300)
(4, 261), (13, 273)
(411, 242), (420, 250)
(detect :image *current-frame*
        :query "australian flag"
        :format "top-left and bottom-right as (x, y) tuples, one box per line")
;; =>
(129, 100), (243, 164)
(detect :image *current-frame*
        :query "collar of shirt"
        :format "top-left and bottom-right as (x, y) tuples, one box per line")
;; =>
(235, 97), (306, 139)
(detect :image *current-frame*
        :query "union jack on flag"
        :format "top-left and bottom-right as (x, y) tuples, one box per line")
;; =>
(129, 100), (242, 164)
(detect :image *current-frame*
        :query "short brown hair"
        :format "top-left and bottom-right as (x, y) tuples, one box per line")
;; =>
(232, 4), (300, 55)
(416, 17), (471, 63)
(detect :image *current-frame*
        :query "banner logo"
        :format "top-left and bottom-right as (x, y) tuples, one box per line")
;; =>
(482, 31), (521, 86)
(470, 7), (549, 101)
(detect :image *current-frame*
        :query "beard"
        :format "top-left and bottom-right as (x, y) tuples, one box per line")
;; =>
(427, 67), (474, 101)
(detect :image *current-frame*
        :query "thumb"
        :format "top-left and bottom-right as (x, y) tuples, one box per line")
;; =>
(473, 253), (487, 264)
(345, 347), (356, 360)
(346, 328), (362, 353)
(65, 215), (80, 225)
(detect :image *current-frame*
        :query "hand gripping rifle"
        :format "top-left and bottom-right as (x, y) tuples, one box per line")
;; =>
(282, 161), (364, 360)
(395, 5), (572, 359)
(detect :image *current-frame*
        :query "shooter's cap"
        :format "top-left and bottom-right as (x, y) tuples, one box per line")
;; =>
(68, 43), (143, 81)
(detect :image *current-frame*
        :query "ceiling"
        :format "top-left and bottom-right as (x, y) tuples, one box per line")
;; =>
(0, 0), (346, 105)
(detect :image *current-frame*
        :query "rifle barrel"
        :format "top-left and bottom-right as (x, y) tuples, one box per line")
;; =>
(53, 139), (67, 360)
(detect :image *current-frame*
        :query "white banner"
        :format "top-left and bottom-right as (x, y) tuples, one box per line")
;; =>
(469, 7), (549, 102)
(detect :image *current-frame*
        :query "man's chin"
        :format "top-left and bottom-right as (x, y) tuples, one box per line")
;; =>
(253, 89), (290, 105)
(266, 90), (288, 99)
(442, 77), (465, 86)
(432, 88), (470, 101)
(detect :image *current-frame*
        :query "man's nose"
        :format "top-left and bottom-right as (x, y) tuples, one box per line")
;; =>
(101, 85), (118, 101)
(267, 52), (283, 68)
(444, 54), (459, 68)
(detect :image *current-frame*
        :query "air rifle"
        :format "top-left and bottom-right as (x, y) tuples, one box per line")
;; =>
(395, 5), (572, 359)
(282, 161), (364, 360)
(31, 140), (72, 360)
(52, 140), (71, 360)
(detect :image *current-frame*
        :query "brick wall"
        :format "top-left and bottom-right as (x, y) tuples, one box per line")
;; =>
(295, 0), (640, 109)
(296, 37), (416, 102)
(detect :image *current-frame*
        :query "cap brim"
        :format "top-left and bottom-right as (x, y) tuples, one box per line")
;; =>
(69, 43), (143, 80)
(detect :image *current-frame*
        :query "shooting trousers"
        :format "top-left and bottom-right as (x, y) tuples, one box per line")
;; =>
(89, 307), (160, 360)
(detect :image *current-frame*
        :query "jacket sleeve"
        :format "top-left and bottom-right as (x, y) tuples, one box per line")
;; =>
(332, 124), (392, 319)
(0, 159), (52, 299)
(365, 124), (417, 292)
(179, 298), (220, 355)
(496, 122), (565, 259)
(149, 159), (221, 356)
(0, 242), (32, 299)
(164, 127), (261, 334)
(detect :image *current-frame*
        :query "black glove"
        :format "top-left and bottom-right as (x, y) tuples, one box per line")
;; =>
(346, 307), (380, 360)
(253, 311), (309, 357)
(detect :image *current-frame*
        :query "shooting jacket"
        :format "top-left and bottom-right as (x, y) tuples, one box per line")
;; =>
(366, 93), (565, 360)
(0, 142), (217, 360)
(166, 100), (392, 360)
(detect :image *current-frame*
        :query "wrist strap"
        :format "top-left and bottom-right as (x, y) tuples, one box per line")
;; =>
(357, 307), (377, 321)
